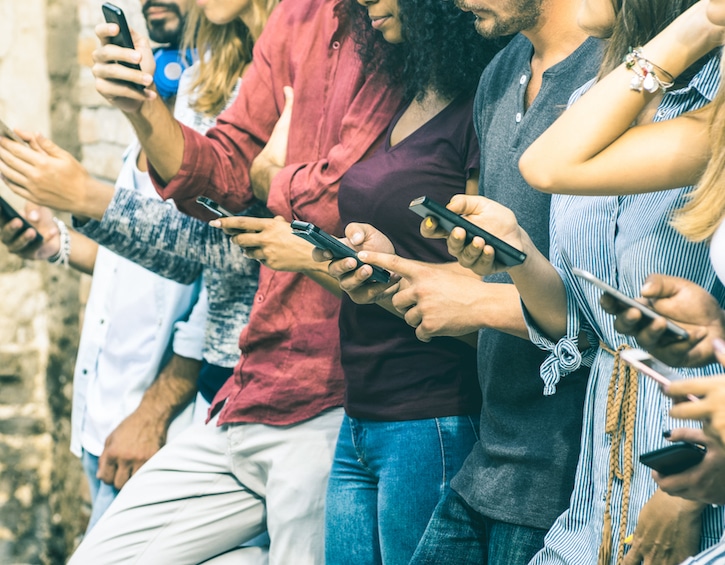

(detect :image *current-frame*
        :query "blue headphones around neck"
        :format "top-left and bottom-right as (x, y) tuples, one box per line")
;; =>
(153, 48), (194, 99)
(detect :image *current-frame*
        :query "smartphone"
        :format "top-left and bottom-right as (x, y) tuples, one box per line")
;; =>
(408, 196), (526, 267)
(571, 267), (690, 342)
(196, 196), (238, 218)
(101, 2), (145, 92)
(621, 349), (699, 402)
(0, 196), (43, 245)
(639, 441), (706, 476)
(0, 118), (25, 144)
(291, 220), (391, 284)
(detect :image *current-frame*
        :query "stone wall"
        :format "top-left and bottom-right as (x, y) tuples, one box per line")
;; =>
(0, 0), (144, 563)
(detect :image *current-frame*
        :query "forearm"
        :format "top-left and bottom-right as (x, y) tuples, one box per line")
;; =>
(520, 10), (718, 195)
(508, 236), (569, 340)
(135, 353), (201, 427)
(126, 98), (185, 184)
(67, 230), (98, 275)
(80, 188), (253, 276)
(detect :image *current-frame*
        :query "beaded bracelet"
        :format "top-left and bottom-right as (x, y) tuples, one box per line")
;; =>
(624, 47), (675, 94)
(47, 217), (70, 268)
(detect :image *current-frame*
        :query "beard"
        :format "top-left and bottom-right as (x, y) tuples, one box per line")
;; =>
(465, 0), (542, 38)
(142, 1), (186, 46)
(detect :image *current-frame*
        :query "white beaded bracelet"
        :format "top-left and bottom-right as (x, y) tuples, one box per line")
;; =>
(47, 217), (70, 268)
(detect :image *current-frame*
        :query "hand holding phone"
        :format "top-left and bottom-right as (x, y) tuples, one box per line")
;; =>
(0, 197), (43, 246)
(291, 220), (391, 284)
(101, 3), (145, 92)
(408, 196), (526, 267)
(639, 441), (706, 476)
(572, 266), (690, 342)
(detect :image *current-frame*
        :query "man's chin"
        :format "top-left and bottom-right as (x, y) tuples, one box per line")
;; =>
(146, 19), (184, 46)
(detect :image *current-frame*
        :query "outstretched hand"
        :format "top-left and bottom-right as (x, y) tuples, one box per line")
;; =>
(356, 249), (493, 343)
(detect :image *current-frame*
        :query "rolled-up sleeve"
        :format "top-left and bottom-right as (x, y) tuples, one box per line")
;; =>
(524, 266), (598, 395)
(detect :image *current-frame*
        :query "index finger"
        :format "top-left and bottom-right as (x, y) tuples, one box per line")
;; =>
(667, 376), (725, 398)
(216, 215), (268, 232)
(357, 250), (419, 278)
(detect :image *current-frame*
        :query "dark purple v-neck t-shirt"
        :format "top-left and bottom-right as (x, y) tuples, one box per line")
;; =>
(338, 94), (481, 420)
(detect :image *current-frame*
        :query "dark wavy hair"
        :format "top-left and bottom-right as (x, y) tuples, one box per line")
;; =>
(341, 0), (505, 102)
(599, 0), (706, 87)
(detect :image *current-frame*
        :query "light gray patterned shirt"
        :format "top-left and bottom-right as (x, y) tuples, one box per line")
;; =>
(76, 65), (257, 368)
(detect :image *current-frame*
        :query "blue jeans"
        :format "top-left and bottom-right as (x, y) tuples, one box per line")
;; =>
(325, 414), (478, 565)
(409, 486), (548, 565)
(81, 450), (120, 532)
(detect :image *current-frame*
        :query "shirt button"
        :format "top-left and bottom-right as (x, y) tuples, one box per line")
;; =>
(656, 109), (665, 118)
(515, 112), (522, 123)
(82, 369), (88, 375)
(100, 318), (105, 325)
(331, 41), (341, 50)
(520, 74), (527, 85)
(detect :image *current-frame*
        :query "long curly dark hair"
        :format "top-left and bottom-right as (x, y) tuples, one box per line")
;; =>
(341, 0), (505, 102)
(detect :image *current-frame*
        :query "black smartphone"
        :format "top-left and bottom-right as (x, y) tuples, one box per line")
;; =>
(0, 196), (43, 245)
(639, 442), (706, 476)
(101, 2), (145, 92)
(291, 220), (391, 284)
(196, 196), (238, 218)
(408, 196), (526, 267)
(572, 267), (690, 342)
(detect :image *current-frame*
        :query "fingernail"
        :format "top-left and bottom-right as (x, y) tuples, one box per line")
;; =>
(350, 233), (363, 245)
(713, 338), (725, 355)
(27, 210), (39, 221)
(424, 217), (434, 229)
(209, 220), (221, 228)
(663, 429), (671, 438)
(358, 251), (368, 261)
(641, 281), (652, 294)
(142, 74), (153, 85)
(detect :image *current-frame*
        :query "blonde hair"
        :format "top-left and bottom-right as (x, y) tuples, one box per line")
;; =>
(671, 61), (724, 242)
(181, 0), (278, 116)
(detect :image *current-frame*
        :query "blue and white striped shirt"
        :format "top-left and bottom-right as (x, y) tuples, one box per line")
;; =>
(528, 54), (725, 565)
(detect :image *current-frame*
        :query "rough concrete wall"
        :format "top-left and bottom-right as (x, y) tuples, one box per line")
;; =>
(0, 0), (58, 561)
(0, 1), (150, 562)
(78, 0), (142, 183)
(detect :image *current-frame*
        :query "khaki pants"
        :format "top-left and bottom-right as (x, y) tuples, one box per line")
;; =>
(69, 408), (344, 565)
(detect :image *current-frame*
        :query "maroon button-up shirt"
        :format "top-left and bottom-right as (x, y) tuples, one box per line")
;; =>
(151, 0), (402, 426)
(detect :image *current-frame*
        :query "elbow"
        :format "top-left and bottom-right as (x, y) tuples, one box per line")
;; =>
(518, 150), (558, 194)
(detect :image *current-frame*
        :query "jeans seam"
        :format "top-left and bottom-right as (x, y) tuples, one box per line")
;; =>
(434, 418), (447, 491)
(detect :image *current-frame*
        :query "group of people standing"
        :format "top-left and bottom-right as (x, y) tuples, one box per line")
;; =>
(3, 0), (725, 563)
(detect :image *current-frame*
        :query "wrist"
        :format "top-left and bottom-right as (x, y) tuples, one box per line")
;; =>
(47, 218), (70, 267)
(77, 178), (114, 222)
